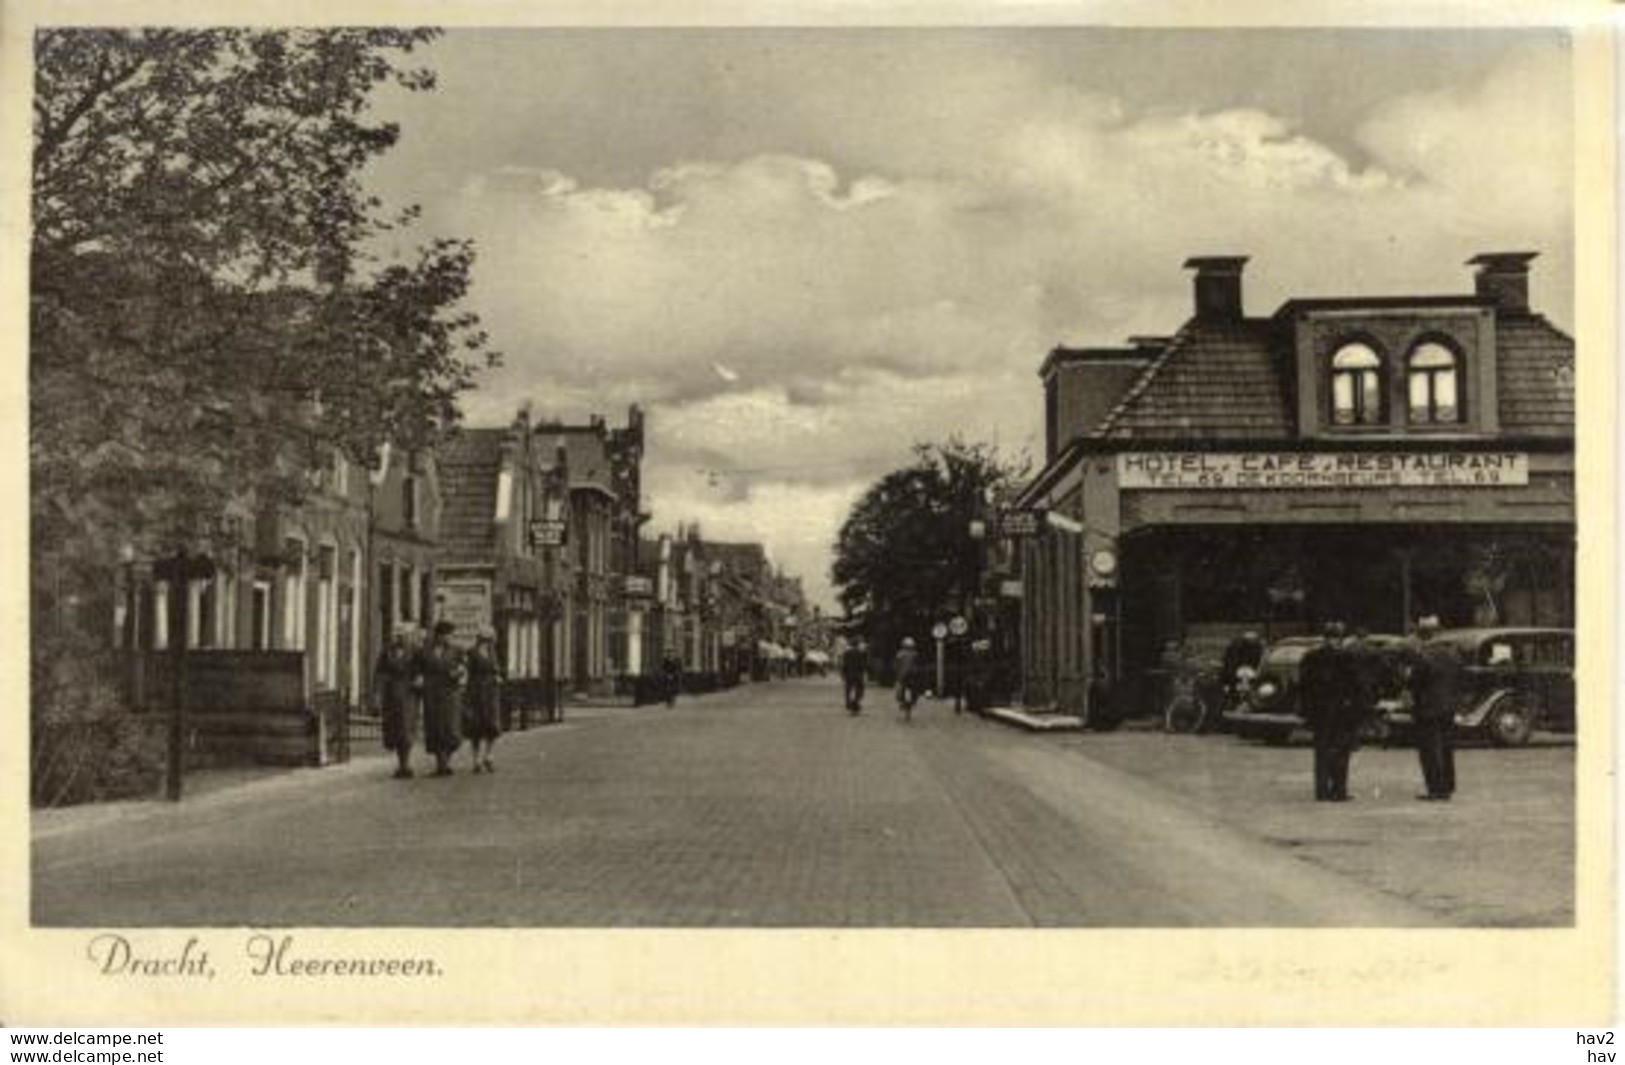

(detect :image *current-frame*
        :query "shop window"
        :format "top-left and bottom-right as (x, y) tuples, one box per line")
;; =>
(1329, 343), (1384, 426)
(1407, 342), (1462, 424)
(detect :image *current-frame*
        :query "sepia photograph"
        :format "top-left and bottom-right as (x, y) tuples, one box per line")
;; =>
(4, 0), (1615, 1027)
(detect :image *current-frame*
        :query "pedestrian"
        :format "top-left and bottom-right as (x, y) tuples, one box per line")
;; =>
(661, 651), (683, 708)
(1299, 621), (1354, 801)
(374, 624), (420, 779)
(1407, 615), (1460, 801)
(894, 637), (920, 722)
(463, 627), (503, 774)
(965, 638), (994, 715)
(418, 620), (464, 777)
(840, 638), (867, 713)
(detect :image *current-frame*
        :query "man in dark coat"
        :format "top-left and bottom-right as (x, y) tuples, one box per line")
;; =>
(894, 638), (920, 721)
(660, 651), (683, 708)
(1408, 616), (1460, 800)
(1299, 622), (1355, 801)
(840, 639), (868, 713)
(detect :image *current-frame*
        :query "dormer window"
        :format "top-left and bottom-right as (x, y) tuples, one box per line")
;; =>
(1407, 342), (1461, 424)
(1330, 343), (1384, 426)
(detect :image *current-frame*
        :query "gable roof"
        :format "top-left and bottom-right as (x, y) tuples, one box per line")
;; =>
(436, 428), (506, 557)
(1086, 310), (1575, 444)
(537, 427), (618, 496)
(1093, 320), (1293, 441)
(1495, 314), (1575, 437)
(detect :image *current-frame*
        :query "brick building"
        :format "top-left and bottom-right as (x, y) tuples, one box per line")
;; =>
(1014, 253), (1575, 721)
(436, 408), (560, 724)
(534, 407), (646, 695)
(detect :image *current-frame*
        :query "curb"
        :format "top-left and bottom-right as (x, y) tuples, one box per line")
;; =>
(984, 706), (1085, 732)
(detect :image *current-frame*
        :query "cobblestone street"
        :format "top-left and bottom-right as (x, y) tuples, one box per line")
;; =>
(35, 678), (1570, 928)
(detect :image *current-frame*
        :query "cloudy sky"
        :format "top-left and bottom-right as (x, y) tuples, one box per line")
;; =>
(363, 27), (1572, 610)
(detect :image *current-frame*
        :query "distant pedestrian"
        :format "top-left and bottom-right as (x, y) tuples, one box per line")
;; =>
(660, 652), (683, 708)
(1300, 622), (1355, 801)
(965, 638), (994, 715)
(419, 621), (464, 777)
(1407, 616), (1460, 801)
(894, 637), (920, 721)
(463, 628), (503, 774)
(840, 639), (868, 714)
(375, 625), (420, 779)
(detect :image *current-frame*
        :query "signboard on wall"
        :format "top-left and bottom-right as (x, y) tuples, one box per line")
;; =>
(529, 519), (566, 547)
(1117, 451), (1530, 491)
(437, 579), (492, 645)
(999, 510), (1043, 537)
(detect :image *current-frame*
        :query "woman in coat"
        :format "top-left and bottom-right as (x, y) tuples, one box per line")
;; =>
(463, 628), (504, 773)
(418, 621), (464, 777)
(375, 625), (420, 779)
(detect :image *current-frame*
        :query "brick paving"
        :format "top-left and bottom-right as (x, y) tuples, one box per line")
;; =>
(35, 679), (1450, 927)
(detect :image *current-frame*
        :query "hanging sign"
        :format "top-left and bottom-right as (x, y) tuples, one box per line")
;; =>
(1117, 451), (1529, 490)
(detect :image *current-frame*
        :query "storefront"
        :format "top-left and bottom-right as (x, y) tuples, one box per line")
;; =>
(1016, 253), (1575, 719)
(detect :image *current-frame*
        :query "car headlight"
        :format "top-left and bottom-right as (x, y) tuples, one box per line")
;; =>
(1256, 681), (1277, 699)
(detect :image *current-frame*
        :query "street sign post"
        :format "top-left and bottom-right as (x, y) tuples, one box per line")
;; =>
(931, 622), (949, 697)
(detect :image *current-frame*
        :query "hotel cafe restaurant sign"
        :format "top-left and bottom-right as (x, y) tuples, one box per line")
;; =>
(1115, 450), (1529, 491)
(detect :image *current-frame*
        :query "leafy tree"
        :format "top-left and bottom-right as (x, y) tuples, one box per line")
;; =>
(30, 28), (495, 803)
(832, 439), (1027, 658)
(32, 28), (493, 557)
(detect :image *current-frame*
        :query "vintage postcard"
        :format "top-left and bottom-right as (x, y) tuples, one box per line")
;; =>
(1, 0), (1615, 1025)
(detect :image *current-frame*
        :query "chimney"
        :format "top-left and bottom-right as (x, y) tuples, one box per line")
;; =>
(1468, 252), (1537, 313)
(1183, 256), (1249, 322)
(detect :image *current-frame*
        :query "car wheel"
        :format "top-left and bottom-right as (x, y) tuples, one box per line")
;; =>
(1164, 693), (1206, 734)
(1486, 693), (1536, 747)
(1263, 726), (1293, 746)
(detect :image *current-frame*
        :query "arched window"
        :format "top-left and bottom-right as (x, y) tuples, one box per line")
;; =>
(1330, 342), (1384, 426)
(1407, 342), (1461, 424)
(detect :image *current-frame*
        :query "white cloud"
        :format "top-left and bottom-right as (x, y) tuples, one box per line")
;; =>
(420, 43), (1569, 609)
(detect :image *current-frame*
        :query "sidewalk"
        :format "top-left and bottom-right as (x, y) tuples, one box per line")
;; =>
(31, 687), (741, 842)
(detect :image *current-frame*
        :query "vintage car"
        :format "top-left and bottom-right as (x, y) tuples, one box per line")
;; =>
(1383, 627), (1574, 747)
(1221, 634), (1410, 745)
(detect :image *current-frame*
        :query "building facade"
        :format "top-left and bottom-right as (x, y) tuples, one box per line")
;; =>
(436, 409), (559, 724)
(1015, 253), (1575, 720)
(534, 407), (646, 695)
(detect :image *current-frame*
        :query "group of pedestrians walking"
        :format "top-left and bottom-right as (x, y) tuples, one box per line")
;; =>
(374, 620), (505, 779)
(1298, 615), (1461, 803)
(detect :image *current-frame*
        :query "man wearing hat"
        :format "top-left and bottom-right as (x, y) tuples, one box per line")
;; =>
(1299, 621), (1354, 801)
(1407, 616), (1460, 800)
